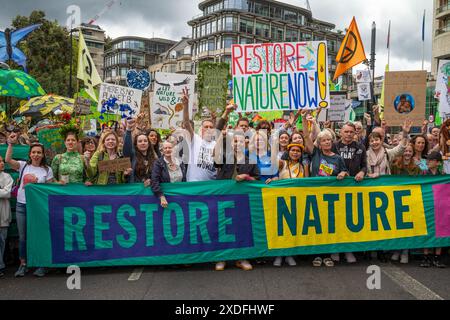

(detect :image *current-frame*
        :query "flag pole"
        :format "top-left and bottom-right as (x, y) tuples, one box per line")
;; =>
(387, 20), (391, 68)
(422, 10), (426, 70)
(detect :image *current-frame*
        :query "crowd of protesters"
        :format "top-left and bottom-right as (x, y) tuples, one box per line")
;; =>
(0, 90), (449, 278)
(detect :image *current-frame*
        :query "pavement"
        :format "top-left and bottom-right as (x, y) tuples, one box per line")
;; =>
(0, 255), (449, 301)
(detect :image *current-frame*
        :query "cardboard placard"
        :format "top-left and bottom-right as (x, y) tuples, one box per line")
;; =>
(74, 97), (92, 115)
(384, 71), (427, 126)
(198, 62), (229, 112)
(232, 41), (330, 112)
(98, 157), (131, 173)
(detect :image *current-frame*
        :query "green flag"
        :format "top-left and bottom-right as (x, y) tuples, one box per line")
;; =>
(77, 29), (102, 102)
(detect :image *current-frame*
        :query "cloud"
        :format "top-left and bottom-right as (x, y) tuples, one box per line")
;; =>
(0, 0), (434, 75)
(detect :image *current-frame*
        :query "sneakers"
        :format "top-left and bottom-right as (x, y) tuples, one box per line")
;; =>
(391, 252), (400, 262)
(331, 253), (340, 262)
(432, 256), (446, 269)
(285, 256), (297, 267)
(420, 255), (432, 268)
(215, 262), (226, 271)
(345, 252), (357, 264)
(400, 251), (409, 264)
(33, 267), (48, 277)
(273, 257), (283, 267)
(236, 260), (253, 271)
(14, 264), (27, 278)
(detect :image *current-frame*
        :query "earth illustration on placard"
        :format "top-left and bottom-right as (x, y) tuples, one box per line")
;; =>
(126, 69), (151, 90)
(394, 93), (415, 114)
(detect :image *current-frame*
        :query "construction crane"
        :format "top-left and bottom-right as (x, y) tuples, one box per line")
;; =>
(88, 0), (121, 25)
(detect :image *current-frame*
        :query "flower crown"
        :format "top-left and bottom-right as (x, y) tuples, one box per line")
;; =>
(59, 123), (83, 140)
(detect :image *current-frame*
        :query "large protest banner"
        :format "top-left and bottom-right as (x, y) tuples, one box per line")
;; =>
(232, 41), (330, 112)
(36, 126), (66, 162)
(98, 83), (143, 116)
(151, 72), (196, 129)
(384, 71), (427, 126)
(27, 176), (450, 267)
(198, 62), (229, 113)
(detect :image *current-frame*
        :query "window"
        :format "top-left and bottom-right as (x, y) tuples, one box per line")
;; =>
(271, 26), (284, 41)
(223, 36), (237, 48)
(270, 7), (282, 19)
(286, 29), (299, 42)
(284, 10), (297, 24)
(254, 3), (269, 17)
(255, 22), (270, 38)
(240, 36), (253, 44)
(208, 39), (216, 51)
(301, 33), (312, 41)
(120, 68), (128, 77)
(327, 40), (337, 52)
(111, 69), (116, 77)
(224, 16), (237, 31)
(240, 18), (254, 34)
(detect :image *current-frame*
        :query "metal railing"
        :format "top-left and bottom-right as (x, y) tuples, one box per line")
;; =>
(436, 26), (450, 36)
(436, 2), (450, 15)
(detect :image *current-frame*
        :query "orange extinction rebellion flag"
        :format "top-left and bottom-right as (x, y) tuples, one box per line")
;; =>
(334, 17), (367, 81)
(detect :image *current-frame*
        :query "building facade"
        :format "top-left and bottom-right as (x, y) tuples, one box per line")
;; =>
(149, 37), (193, 89)
(74, 23), (106, 79)
(432, 0), (450, 75)
(103, 36), (176, 86)
(187, 0), (350, 88)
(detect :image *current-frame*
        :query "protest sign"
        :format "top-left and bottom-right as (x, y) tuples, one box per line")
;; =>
(328, 94), (348, 122)
(36, 126), (65, 162)
(74, 97), (92, 115)
(26, 176), (450, 267)
(198, 62), (229, 112)
(232, 41), (330, 112)
(356, 70), (371, 83)
(436, 60), (450, 117)
(384, 71), (427, 126)
(98, 83), (143, 116)
(357, 83), (371, 101)
(151, 72), (196, 129)
(98, 157), (131, 173)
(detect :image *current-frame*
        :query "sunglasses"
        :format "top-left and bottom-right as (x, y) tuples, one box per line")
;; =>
(5, 125), (21, 133)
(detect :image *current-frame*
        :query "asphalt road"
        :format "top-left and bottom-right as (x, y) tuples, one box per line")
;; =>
(1, 255), (449, 301)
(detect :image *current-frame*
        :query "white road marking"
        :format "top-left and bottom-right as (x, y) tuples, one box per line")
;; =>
(382, 266), (444, 300)
(128, 268), (144, 281)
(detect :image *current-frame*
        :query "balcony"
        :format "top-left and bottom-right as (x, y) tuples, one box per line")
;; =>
(436, 3), (450, 18)
(436, 26), (450, 36)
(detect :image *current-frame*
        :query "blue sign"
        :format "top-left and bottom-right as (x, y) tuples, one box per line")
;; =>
(126, 69), (151, 90)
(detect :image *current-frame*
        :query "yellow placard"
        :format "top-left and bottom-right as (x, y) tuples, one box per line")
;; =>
(262, 186), (427, 250)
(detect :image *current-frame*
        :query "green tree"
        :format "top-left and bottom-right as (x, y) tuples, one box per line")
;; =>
(11, 10), (77, 98)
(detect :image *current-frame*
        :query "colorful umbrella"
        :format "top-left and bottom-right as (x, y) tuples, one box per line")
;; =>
(0, 68), (46, 99)
(17, 94), (74, 117)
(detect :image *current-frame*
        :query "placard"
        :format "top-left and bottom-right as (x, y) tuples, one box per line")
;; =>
(198, 62), (229, 112)
(357, 83), (372, 101)
(98, 157), (131, 173)
(384, 71), (427, 126)
(98, 83), (143, 116)
(436, 60), (450, 117)
(74, 97), (92, 115)
(232, 41), (330, 112)
(151, 72), (196, 129)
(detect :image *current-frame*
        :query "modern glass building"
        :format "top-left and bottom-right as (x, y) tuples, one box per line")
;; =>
(188, 0), (350, 88)
(432, 0), (450, 75)
(103, 36), (176, 86)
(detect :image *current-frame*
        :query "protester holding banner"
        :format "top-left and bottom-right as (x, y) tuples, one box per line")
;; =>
(147, 129), (162, 158)
(366, 120), (412, 178)
(439, 119), (450, 174)
(6, 133), (54, 277)
(151, 140), (187, 208)
(123, 118), (157, 186)
(248, 130), (279, 182)
(267, 143), (308, 268)
(411, 135), (429, 174)
(51, 125), (86, 184)
(81, 136), (98, 162)
(0, 156), (13, 277)
(391, 144), (421, 176)
(214, 131), (260, 271)
(86, 131), (132, 185)
(277, 131), (290, 161)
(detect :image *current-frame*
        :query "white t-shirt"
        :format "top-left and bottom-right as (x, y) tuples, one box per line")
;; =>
(17, 161), (54, 204)
(187, 134), (217, 182)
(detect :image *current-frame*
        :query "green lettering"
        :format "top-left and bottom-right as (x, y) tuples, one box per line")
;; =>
(394, 190), (414, 230)
(302, 195), (322, 235)
(234, 76), (246, 111)
(269, 74), (280, 110)
(323, 194), (339, 234)
(279, 74), (289, 109)
(245, 76), (255, 111)
(277, 197), (297, 236)
(369, 192), (391, 231)
(217, 201), (236, 243)
(346, 193), (365, 233)
(64, 207), (87, 252)
(116, 205), (137, 249)
(94, 205), (113, 249)
(188, 202), (211, 245)
(163, 203), (185, 246)
(141, 204), (158, 247)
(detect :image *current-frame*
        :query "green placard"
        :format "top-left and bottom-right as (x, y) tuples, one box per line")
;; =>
(198, 62), (230, 113)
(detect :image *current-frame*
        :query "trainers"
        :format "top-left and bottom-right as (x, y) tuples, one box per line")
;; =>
(331, 253), (340, 262)
(432, 256), (446, 269)
(420, 255), (432, 268)
(345, 252), (357, 264)
(273, 257), (283, 267)
(236, 260), (253, 271)
(391, 252), (400, 262)
(14, 264), (27, 278)
(285, 256), (297, 267)
(400, 251), (409, 264)
(33, 267), (48, 277)
(215, 262), (226, 271)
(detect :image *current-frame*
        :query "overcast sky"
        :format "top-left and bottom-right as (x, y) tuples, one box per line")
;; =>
(0, 0), (434, 76)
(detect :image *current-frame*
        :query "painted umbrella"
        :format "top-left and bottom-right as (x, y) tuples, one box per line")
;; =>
(0, 68), (46, 99)
(18, 94), (74, 117)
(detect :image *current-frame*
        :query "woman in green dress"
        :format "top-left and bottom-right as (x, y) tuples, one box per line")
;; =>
(51, 125), (85, 184)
